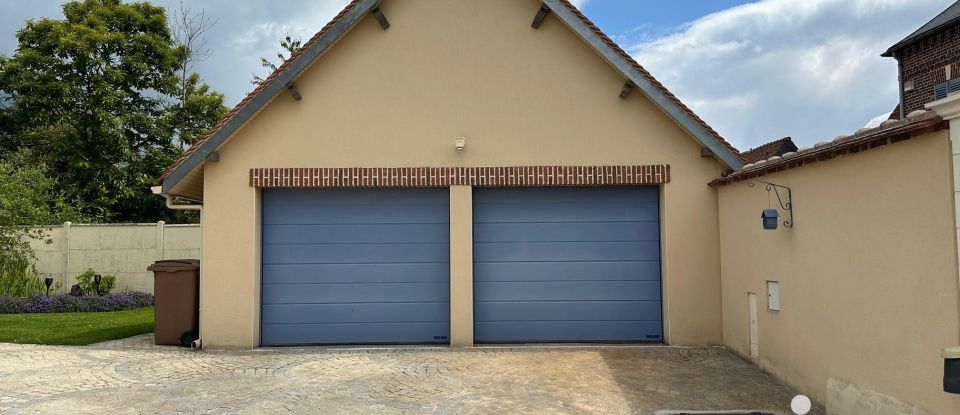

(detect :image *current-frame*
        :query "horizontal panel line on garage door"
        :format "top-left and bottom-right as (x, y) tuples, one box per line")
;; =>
(264, 242), (449, 246)
(264, 321), (448, 326)
(475, 276), (660, 282)
(263, 261), (448, 266)
(264, 262), (447, 266)
(263, 301), (450, 306)
(263, 301), (449, 306)
(475, 319), (660, 323)
(474, 240), (657, 244)
(263, 282), (450, 286)
(476, 300), (660, 303)
(264, 224), (447, 230)
(263, 222), (447, 226)
(474, 242), (659, 262)
(475, 279), (658, 283)
(474, 260), (658, 264)
(263, 201), (448, 206)
(473, 220), (658, 225)
(473, 200), (658, 206)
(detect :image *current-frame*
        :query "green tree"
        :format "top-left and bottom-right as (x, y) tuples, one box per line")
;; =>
(0, 150), (81, 263)
(0, 89), (15, 157)
(160, 72), (227, 147)
(0, 0), (226, 223)
(252, 36), (302, 85)
(0, 150), (82, 297)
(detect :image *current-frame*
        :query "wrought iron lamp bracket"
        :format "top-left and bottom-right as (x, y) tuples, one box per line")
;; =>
(748, 180), (793, 228)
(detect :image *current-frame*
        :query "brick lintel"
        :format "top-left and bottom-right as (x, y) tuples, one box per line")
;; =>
(250, 165), (670, 188)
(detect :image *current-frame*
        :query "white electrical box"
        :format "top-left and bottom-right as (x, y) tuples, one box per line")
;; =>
(767, 281), (780, 311)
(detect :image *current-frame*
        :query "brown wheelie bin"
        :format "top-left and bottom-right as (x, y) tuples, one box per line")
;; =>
(148, 259), (200, 346)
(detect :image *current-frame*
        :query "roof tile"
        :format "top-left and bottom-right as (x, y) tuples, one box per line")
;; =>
(712, 111), (947, 186)
(741, 137), (797, 164)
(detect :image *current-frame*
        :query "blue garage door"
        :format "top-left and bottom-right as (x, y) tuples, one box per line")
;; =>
(260, 188), (450, 346)
(474, 186), (662, 343)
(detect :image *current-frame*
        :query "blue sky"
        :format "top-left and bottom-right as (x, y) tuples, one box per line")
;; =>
(0, 0), (955, 149)
(582, 0), (752, 43)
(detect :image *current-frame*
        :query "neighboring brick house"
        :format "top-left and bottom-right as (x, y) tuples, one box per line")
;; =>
(740, 136), (797, 164)
(884, 1), (960, 119)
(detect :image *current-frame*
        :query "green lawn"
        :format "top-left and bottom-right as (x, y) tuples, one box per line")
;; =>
(0, 307), (154, 345)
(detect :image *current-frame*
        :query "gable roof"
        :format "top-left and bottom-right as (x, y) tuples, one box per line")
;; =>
(160, 0), (744, 195)
(741, 137), (797, 164)
(883, 0), (960, 57)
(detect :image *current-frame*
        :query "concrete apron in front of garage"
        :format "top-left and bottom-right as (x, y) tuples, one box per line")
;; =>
(0, 335), (819, 414)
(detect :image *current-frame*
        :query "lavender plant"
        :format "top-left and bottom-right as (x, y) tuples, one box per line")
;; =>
(0, 292), (153, 314)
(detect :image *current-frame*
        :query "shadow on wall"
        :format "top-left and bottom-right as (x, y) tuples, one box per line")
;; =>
(597, 348), (822, 414)
(825, 378), (935, 415)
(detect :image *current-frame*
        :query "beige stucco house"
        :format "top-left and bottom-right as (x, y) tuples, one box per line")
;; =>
(156, 0), (960, 413)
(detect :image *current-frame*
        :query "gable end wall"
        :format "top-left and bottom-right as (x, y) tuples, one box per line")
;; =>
(198, 0), (725, 349)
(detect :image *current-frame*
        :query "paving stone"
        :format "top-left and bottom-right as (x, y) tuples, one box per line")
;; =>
(0, 336), (822, 414)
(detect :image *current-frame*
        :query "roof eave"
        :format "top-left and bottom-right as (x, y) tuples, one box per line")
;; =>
(882, 14), (960, 58)
(711, 112), (946, 186)
(161, 0), (744, 193)
(544, 0), (744, 170)
(161, 0), (379, 194)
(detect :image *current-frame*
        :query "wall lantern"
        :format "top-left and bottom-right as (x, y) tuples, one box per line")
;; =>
(748, 180), (793, 230)
(455, 136), (466, 152)
(761, 209), (779, 230)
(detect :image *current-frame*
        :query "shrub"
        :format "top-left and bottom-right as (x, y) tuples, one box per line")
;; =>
(0, 291), (153, 314)
(0, 151), (83, 292)
(0, 254), (45, 297)
(74, 269), (116, 295)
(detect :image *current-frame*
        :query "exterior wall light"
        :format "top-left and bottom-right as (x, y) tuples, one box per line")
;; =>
(749, 180), (793, 230)
(455, 136), (466, 152)
(761, 209), (779, 230)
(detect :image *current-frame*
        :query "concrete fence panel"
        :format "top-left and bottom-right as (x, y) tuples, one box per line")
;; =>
(27, 222), (200, 294)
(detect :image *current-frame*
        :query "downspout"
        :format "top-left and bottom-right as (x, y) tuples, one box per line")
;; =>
(895, 51), (906, 120)
(150, 186), (202, 350)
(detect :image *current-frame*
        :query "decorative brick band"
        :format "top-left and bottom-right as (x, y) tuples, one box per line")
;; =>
(250, 166), (670, 188)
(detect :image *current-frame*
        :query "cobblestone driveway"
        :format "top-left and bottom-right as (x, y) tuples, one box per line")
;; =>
(0, 335), (814, 414)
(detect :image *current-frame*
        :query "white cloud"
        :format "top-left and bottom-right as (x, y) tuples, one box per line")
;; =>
(224, 0), (351, 88)
(630, 0), (952, 149)
(569, 0), (590, 9)
(864, 113), (890, 128)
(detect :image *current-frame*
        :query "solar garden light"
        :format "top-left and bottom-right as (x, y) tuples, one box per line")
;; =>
(93, 274), (102, 296)
(44, 275), (54, 297)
